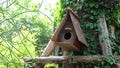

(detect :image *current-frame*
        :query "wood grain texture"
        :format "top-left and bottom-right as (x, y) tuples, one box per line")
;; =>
(42, 40), (55, 56)
(51, 12), (69, 42)
(98, 14), (112, 56)
(70, 12), (88, 47)
(54, 42), (80, 51)
(24, 55), (120, 63)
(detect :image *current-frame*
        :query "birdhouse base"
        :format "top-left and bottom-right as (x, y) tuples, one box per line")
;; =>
(54, 42), (80, 51)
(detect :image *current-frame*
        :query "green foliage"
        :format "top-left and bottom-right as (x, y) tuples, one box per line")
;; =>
(44, 63), (58, 68)
(105, 55), (116, 65)
(114, 5), (120, 27)
(0, 0), (55, 67)
(35, 1), (60, 54)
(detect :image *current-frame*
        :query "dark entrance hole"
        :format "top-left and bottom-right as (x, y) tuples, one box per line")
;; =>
(64, 32), (71, 40)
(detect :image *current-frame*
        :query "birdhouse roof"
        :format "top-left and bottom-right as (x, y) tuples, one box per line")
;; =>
(51, 9), (88, 47)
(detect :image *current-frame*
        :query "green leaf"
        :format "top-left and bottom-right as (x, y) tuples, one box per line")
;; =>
(80, 0), (85, 3)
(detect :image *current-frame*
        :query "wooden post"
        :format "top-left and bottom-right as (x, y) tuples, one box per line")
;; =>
(98, 14), (112, 56)
(42, 40), (55, 56)
(98, 14), (120, 67)
(54, 46), (60, 56)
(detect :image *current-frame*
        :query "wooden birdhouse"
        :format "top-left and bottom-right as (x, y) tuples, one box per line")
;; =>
(51, 9), (88, 51)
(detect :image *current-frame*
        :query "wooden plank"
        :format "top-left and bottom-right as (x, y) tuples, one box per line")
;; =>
(54, 42), (80, 51)
(55, 46), (60, 56)
(24, 55), (120, 63)
(51, 12), (69, 42)
(42, 40), (55, 56)
(65, 8), (79, 20)
(70, 13), (88, 47)
(98, 14), (112, 56)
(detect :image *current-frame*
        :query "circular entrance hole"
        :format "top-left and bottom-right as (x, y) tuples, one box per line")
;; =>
(64, 32), (71, 40)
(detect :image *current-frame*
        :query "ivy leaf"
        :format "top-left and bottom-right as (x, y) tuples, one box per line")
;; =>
(89, 16), (94, 20)
(80, 0), (85, 3)
(89, 2), (95, 7)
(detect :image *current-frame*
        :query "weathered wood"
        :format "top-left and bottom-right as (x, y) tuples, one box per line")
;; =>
(42, 40), (55, 56)
(51, 12), (69, 42)
(70, 12), (88, 46)
(51, 9), (88, 51)
(54, 42), (80, 51)
(55, 46), (60, 56)
(24, 56), (120, 63)
(24, 56), (66, 63)
(98, 14), (112, 56)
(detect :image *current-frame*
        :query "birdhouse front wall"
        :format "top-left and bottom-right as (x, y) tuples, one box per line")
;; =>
(57, 16), (76, 43)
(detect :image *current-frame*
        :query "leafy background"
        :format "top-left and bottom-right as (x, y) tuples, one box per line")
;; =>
(0, 0), (59, 67)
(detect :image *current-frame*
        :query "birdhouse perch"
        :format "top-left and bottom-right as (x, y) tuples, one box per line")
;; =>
(51, 9), (88, 51)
